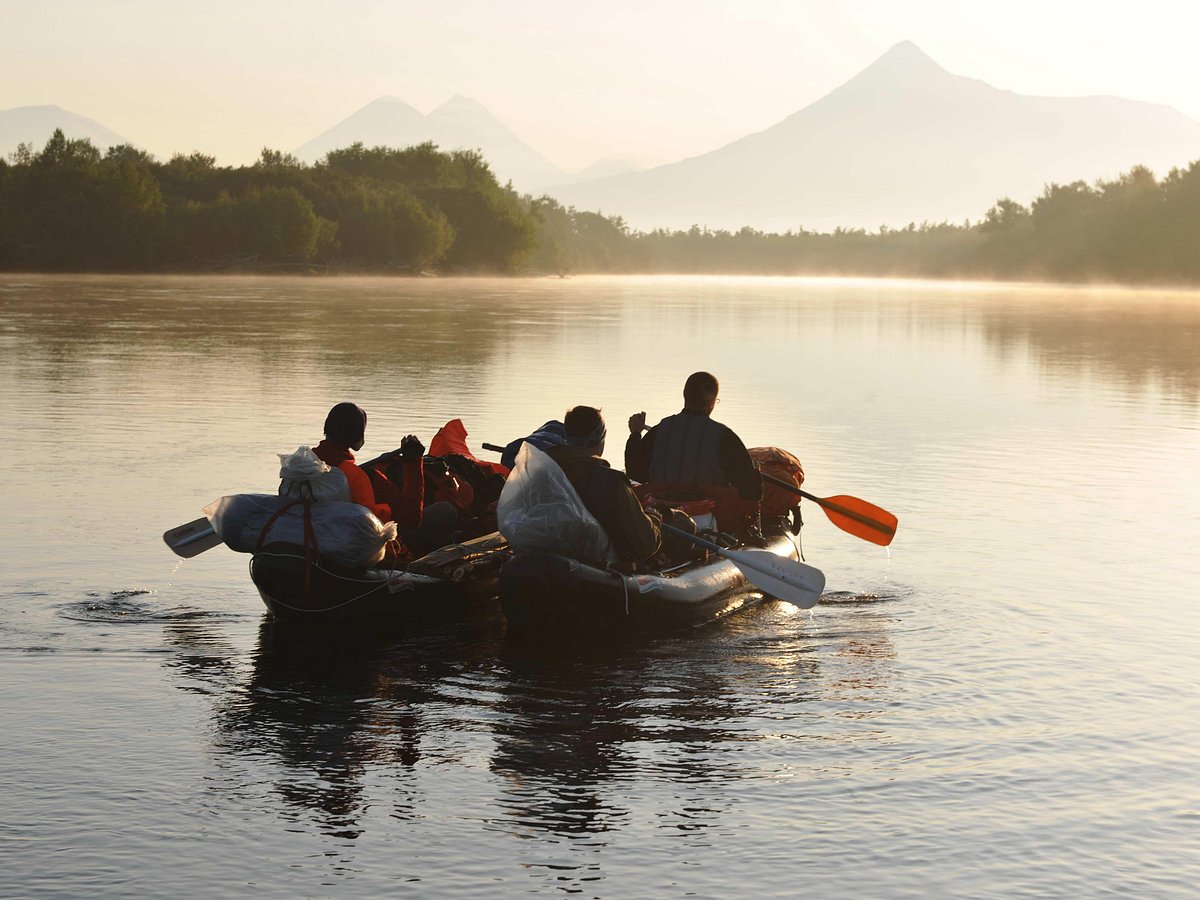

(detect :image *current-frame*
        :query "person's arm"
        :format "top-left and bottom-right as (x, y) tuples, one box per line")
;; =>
(374, 435), (426, 529)
(720, 429), (764, 502)
(391, 455), (424, 528)
(625, 421), (656, 483)
(340, 461), (393, 521)
(614, 480), (663, 563)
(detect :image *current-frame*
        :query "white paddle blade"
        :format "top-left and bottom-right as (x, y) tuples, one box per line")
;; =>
(726, 547), (825, 609)
(163, 516), (222, 558)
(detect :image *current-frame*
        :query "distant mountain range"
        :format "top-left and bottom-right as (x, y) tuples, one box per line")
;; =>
(9, 43), (1200, 233)
(551, 42), (1200, 231)
(0, 105), (131, 157)
(293, 95), (585, 191)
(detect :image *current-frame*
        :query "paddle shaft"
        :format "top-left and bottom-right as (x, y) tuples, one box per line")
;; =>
(176, 523), (217, 546)
(482, 443), (505, 453)
(163, 515), (224, 558)
(661, 524), (724, 555)
(659, 523), (824, 609)
(761, 472), (896, 540)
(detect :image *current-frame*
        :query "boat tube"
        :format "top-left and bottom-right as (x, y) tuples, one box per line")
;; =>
(500, 531), (802, 635)
(249, 532), (510, 624)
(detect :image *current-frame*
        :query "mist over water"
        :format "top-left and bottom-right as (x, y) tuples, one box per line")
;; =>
(1, 274), (1197, 896)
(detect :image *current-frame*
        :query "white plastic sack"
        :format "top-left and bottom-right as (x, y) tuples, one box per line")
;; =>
(278, 446), (351, 502)
(204, 494), (397, 569)
(496, 443), (612, 564)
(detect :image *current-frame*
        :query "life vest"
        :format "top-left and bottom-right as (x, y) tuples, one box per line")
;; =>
(637, 447), (806, 536)
(648, 413), (727, 485)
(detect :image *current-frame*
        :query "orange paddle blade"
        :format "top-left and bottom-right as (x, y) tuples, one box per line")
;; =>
(812, 494), (898, 546)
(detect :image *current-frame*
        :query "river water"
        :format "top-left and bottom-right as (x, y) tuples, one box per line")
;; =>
(1, 274), (1197, 897)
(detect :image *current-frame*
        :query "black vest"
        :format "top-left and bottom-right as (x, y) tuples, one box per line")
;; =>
(648, 413), (725, 485)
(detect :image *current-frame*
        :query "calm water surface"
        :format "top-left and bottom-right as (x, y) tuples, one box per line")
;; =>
(1, 274), (1197, 896)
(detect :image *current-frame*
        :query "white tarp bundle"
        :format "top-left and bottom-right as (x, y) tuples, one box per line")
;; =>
(204, 493), (396, 569)
(277, 446), (351, 502)
(496, 443), (611, 565)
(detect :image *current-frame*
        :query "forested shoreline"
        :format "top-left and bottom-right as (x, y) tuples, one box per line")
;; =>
(2, 130), (1199, 285)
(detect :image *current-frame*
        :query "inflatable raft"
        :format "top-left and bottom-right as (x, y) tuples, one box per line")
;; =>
(499, 531), (802, 635)
(249, 532), (510, 624)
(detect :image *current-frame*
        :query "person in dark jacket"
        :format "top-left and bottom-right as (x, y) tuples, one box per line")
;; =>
(625, 371), (763, 503)
(545, 406), (664, 566)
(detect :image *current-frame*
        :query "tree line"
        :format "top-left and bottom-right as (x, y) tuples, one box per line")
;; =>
(527, 162), (1200, 284)
(0, 131), (536, 273)
(2, 130), (1199, 284)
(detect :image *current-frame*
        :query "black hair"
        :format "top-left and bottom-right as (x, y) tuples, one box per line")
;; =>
(563, 405), (604, 441)
(683, 371), (719, 406)
(324, 402), (367, 447)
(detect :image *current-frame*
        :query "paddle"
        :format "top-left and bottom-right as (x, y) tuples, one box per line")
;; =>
(660, 523), (824, 609)
(163, 515), (222, 558)
(762, 473), (897, 546)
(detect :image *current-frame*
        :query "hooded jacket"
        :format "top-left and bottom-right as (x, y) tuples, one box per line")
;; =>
(546, 444), (662, 565)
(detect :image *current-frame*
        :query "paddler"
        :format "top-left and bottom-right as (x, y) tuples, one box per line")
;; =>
(545, 406), (668, 566)
(312, 402), (424, 527)
(625, 372), (763, 503)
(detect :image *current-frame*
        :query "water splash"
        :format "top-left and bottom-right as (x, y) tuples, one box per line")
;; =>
(58, 589), (236, 624)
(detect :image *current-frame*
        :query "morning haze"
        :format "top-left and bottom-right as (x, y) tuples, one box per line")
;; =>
(2, 4), (1199, 897)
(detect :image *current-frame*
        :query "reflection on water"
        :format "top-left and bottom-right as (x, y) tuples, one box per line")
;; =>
(175, 596), (915, 854)
(2, 274), (1198, 897)
(3, 276), (1199, 407)
(973, 288), (1200, 404)
(209, 622), (482, 839)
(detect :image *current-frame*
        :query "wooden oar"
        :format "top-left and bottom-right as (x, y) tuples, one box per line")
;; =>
(660, 524), (824, 609)
(762, 472), (897, 546)
(163, 516), (222, 558)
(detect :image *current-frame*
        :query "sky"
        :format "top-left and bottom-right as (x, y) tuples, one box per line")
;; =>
(3, 0), (1200, 172)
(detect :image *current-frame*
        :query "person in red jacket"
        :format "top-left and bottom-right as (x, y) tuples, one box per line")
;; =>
(311, 402), (424, 527)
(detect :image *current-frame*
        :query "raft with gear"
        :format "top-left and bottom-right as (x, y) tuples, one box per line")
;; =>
(496, 443), (814, 634)
(199, 418), (514, 624)
(499, 530), (804, 634)
(249, 531), (511, 624)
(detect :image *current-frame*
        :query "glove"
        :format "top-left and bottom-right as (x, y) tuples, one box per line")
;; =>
(399, 434), (425, 460)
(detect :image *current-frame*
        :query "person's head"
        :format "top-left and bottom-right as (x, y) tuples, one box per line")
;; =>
(324, 402), (367, 451)
(563, 405), (607, 453)
(683, 371), (720, 413)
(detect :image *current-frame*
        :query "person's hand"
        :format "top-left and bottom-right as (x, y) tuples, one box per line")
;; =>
(628, 411), (647, 435)
(400, 434), (425, 460)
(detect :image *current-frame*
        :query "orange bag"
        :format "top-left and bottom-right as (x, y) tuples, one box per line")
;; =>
(750, 447), (805, 518)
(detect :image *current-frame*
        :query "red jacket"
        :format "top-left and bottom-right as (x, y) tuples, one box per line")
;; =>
(312, 439), (407, 523)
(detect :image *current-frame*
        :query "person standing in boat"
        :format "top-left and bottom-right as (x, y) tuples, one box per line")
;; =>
(625, 371), (763, 503)
(312, 402), (424, 527)
(545, 406), (666, 566)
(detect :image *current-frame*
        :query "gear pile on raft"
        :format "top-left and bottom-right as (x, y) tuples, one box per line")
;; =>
(165, 372), (898, 634)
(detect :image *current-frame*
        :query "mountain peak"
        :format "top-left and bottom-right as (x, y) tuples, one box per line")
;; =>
(852, 40), (951, 85)
(433, 95), (491, 117)
(364, 95), (421, 114)
(0, 104), (131, 156)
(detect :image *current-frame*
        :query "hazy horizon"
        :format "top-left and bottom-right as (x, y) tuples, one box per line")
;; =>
(3, 0), (1200, 171)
